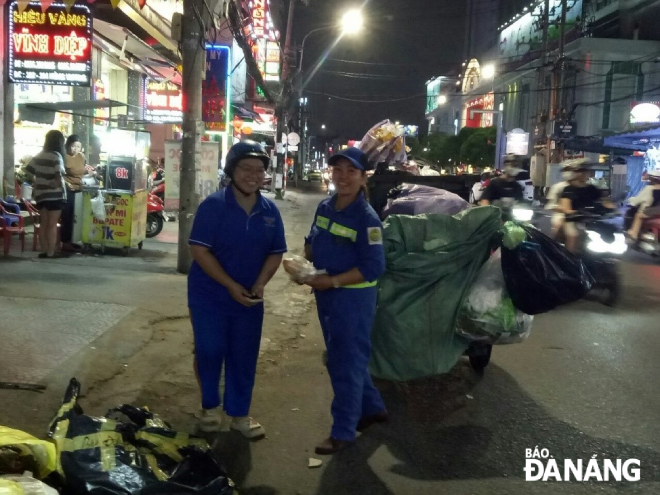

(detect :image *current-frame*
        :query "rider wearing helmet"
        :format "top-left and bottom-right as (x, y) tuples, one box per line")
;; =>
(545, 160), (584, 238)
(187, 140), (286, 438)
(480, 155), (524, 206)
(626, 169), (660, 241)
(560, 162), (614, 253)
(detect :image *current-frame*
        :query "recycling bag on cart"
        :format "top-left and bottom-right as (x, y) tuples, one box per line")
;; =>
(456, 249), (533, 345)
(370, 207), (502, 381)
(501, 222), (594, 315)
(48, 378), (234, 495)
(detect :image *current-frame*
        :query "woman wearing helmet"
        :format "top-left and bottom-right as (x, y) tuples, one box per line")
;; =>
(626, 169), (660, 241)
(187, 140), (287, 437)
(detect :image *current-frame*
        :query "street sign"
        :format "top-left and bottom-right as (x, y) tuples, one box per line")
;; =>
(506, 128), (529, 155)
(281, 134), (287, 144)
(288, 145), (299, 151)
(287, 132), (301, 146)
(553, 120), (577, 138)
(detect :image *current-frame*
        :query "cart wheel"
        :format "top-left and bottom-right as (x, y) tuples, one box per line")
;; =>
(138, 241), (143, 250)
(469, 345), (492, 372)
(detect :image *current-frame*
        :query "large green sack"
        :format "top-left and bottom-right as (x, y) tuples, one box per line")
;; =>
(370, 207), (502, 381)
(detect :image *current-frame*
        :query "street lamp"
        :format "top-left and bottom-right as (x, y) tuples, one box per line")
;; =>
(482, 64), (496, 79)
(341, 9), (363, 35)
(321, 124), (326, 129)
(437, 95), (447, 105)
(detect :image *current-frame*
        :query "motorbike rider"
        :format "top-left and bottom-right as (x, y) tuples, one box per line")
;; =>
(545, 160), (584, 239)
(471, 172), (492, 204)
(560, 163), (615, 253)
(626, 169), (660, 241)
(480, 155), (524, 206)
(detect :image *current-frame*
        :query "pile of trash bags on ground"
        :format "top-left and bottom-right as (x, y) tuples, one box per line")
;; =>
(370, 188), (594, 381)
(0, 379), (235, 494)
(382, 184), (469, 219)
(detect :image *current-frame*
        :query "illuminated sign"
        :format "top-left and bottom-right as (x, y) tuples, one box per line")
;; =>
(426, 77), (442, 114)
(630, 101), (660, 125)
(465, 92), (494, 128)
(93, 79), (108, 127)
(203, 45), (230, 131)
(145, 80), (183, 124)
(8, 2), (92, 86)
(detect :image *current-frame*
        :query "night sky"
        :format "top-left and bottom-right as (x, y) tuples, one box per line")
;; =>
(294, 0), (468, 141)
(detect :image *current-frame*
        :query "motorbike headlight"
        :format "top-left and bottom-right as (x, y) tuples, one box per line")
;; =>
(328, 183), (336, 191)
(586, 230), (627, 255)
(512, 208), (533, 222)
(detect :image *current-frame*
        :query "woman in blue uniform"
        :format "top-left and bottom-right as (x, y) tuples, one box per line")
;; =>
(188, 141), (287, 437)
(304, 147), (388, 455)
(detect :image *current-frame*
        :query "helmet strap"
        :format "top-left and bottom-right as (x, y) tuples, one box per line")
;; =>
(231, 181), (253, 197)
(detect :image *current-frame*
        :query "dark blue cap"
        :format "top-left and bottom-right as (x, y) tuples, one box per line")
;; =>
(328, 147), (369, 171)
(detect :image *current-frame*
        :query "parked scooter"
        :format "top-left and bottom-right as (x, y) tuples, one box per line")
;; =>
(569, 207), (625, 307)
(146, 193), (165, 238)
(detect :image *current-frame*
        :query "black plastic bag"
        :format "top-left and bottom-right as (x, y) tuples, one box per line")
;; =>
(501, 224), (594, 315)
(48, 379), (234, 495)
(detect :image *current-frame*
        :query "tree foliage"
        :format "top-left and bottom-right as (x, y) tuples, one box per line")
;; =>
(460, 126), (497, 166)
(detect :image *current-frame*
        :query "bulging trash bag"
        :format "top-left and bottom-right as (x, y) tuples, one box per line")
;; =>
(456, 250), (533, 345)
(0, 426), (57, 480)
(382, 184), (469, 219)
(48, 378), (234, 495)
(501, 223), (594, 315)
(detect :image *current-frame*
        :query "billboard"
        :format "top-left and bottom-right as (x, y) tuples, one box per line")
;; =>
(426, 77), (442, 114)
(8, 1), (93, 86)
(498, 0), (583, 61)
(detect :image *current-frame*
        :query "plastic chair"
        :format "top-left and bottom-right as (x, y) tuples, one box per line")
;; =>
(0, 204), (26, 256)
(23, 200), (61, 252)
(0, 198), (21, 227)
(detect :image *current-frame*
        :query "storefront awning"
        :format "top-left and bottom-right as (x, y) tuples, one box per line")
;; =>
(603, 124), (660, 151)
(18, 99), (127, 125)
(94, 18), (177, 70)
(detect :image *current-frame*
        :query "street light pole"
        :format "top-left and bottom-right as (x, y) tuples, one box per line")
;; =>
(275, 0), (296, 200)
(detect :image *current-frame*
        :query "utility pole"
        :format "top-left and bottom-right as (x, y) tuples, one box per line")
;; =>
(177, 0), (205, 274)
(275, 0), (295, 199)
(549, 0), (568, 164)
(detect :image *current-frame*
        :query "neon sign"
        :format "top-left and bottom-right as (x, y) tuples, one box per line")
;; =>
(203, 46), (230, 129)
(145, 80), (183, 124)
(8, 2), (92, 86)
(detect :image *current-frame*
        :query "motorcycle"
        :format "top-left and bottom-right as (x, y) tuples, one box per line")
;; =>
(568, 207), (625, 307)
(492, 198), (535, 224)
(146, 193), (165, 238)
(625, 206), (660, 258)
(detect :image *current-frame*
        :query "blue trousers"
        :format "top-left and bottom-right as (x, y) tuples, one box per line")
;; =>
(189, 306), (264, 416)
(316, 287), (385, 442)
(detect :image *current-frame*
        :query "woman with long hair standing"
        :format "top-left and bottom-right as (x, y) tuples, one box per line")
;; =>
(303, 148), (388, 455)
(61, 134), (86, 251)
(25, 130), (67, 258)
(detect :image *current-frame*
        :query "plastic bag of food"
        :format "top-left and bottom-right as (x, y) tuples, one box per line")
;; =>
(456, 250), (533, 345)
(282, 255), (325, 283)
(90, 193), (106, 222)
(48, 378), (234, 495)
(358, 120), (407, 166)
(501, 223), (594, 315)
(0, 427), (56, 480)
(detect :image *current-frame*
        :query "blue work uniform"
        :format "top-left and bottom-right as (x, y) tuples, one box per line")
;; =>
(305, 193), (386, 441)
(188, 187), (287, 414)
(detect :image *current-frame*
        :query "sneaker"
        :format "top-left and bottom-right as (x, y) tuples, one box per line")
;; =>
(230, 416), (266, 439)
(197, 408), (223, 433)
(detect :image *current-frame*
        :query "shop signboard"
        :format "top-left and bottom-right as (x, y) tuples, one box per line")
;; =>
(163, 140), (220, 211)
(8, 1), (93, 86)
(506, 128), (530, 155)
(145, 80), (182, 123)
(630, 101), (660, 125)
(203, 45), (230, 130)
(553, 120), (577, 138)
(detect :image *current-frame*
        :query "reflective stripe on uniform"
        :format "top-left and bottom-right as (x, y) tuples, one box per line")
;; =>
(342, 281), (377, 289)
(316, 216), (330, 230)
(329, 222), (357, 241)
